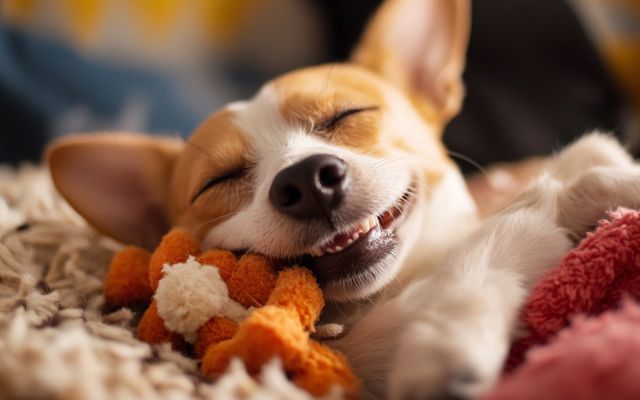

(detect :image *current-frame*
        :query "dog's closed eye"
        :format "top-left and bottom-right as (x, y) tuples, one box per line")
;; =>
(191, 165), (251, 204)
(321, 106), (378, 131)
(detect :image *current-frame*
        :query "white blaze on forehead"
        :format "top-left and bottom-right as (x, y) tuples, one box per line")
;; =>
(226, 85), (330, 204)
(227, 84), (323, 159)
(226, 85), (288, 141)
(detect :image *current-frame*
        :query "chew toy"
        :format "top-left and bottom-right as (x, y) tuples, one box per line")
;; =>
(104, 228), (360, 397)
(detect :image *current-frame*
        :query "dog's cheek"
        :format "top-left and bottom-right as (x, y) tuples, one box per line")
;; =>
(175, 184), (252, 242)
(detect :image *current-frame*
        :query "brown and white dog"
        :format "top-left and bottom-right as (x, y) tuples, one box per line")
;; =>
(47, 0), (640, 398)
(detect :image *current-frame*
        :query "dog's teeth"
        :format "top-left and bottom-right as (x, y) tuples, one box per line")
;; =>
(308, 213), (382, 257)
(361, 219), (370, 233)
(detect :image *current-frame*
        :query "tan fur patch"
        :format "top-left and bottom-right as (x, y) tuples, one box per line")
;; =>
(274, 65), (403, 156)
(273, 64), (451, 181)
(170, 110), (252, 240)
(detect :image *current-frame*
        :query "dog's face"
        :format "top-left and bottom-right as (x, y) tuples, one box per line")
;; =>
(48, 0), (470, 301)
(171, 65), (451, 300)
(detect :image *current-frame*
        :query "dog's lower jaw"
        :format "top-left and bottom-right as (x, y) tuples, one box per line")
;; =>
(320, 207), (418, 302)
(319, 182), (434, 302)
(322, 253), (400, 302)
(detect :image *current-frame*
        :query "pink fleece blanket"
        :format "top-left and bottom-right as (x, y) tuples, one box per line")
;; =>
(485, 208), (640, 400)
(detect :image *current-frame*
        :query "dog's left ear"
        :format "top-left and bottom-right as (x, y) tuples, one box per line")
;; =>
(47, 133), (184, 249)
(352, 0), (470, 126)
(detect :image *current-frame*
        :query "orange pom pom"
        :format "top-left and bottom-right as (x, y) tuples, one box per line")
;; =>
(197, 250), (237, 283)
(195, 317), (238, 358)
(235, 306), (308, 374)
(201, 339), (236, 378)
(268, 267), (324, 331)
(137, 300), (180, 347)
(227, 254), (277, 307)
(104, 246), (152, 306)
(292, 341), (360, 398)
(149, 228), (199, 291)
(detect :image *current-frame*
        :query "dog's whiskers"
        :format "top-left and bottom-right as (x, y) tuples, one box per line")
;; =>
(447, 150), (488, 178)
(193, 211), (238, 232)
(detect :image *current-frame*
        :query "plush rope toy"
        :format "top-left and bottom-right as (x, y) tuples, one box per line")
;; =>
(104, 228), (360, 397)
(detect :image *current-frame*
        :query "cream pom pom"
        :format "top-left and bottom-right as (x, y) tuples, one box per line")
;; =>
(155, 256), (249, 343)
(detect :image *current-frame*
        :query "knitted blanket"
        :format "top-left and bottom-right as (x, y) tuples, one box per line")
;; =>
(0, 165), (318, 400)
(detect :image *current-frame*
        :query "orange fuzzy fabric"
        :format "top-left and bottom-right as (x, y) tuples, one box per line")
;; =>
(267, 267), (324, 331)
(103, 228), (360, 397)
(197, 250), (237, 282)
(148, 228), (199, 291)
(104, 246), (153, 306)
(227, 254), (277, 307)
(196, 317), (238, 358)
(293, 340), (360, 399)
(137, 300), (183, 349)
(201, 304), (360, 397)
(202, 306), (310, 376)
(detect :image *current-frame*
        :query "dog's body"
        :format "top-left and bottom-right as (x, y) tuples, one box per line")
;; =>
(47, 0), (640, 398)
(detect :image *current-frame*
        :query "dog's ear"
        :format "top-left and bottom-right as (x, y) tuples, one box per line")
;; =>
(47, 133), (184, 249)
(352, 0), (470, 126)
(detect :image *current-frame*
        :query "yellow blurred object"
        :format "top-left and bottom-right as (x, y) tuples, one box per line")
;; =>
(202, 0), (260, 47)
(2, 0), (38, 25)
(572, 0), (640, 148)
(0, 0), (259, 51)
(61, 0), (105, 47)
(131, 0), (183, 44)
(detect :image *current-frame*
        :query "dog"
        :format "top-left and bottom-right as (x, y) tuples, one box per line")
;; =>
(47, 0), (640, 398)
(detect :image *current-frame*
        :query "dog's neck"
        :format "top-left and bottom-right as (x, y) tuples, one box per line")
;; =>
(398, 167), (479, 284)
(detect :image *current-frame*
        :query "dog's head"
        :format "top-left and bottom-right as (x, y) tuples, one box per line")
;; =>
(48, 0), (471, 301)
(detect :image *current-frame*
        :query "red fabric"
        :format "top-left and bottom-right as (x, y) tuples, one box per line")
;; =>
(485, 208), (640, 399)
(486, 302), (640, 400)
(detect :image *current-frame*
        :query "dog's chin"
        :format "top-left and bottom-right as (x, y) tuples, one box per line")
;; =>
(289, 188), (415, 302)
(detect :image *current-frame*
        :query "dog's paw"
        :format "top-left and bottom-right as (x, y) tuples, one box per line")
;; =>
(387, 320), (503, 400)
(558, 166), (640, 240)
(388, 359), (478, 400)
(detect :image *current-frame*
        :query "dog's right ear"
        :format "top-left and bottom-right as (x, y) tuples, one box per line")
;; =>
(47, 133), (184, 249)
(352, 0), (470, 127)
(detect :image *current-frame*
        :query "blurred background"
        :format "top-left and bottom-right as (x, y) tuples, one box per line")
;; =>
(0, 0), (638, 171)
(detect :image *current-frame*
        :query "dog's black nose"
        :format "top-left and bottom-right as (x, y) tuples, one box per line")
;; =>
(269, 154), (349, 220)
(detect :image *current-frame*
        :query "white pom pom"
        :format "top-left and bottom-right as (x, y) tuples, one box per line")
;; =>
(155, 256), (249, 343)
